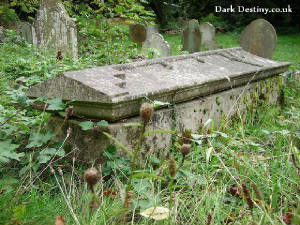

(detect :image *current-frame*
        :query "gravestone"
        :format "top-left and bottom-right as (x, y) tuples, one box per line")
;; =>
(33, 0), (78, 59)
(142, 33), (170, 58)
(27, 47), (290, 121)
(129, 24), (147, 45)
(27, 48), (290, 160)
(199, 22), (218, 50)
(0, 26), (3, 42)
(177, 17), (186, 29)
(27, 48), (290, 161)
(146, 25), (158, 40)
(182, 19), (201, 53)
(240, 19), (277, 59)
(16, 22), (36, 45)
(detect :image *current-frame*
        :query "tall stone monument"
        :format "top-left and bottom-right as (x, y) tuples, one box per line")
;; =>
(182, 19), (201, 53)
(240, 19), (277, 59)
(33, 0), (78, 59)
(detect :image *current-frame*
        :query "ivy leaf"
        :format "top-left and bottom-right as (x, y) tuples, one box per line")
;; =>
(0, 140), (23, 164)
(47, 98), (64, 111)
(96, 120), (109, 127)
(79, 121), (94, 130)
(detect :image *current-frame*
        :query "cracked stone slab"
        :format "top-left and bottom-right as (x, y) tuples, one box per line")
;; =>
(27, 47), (290, 121)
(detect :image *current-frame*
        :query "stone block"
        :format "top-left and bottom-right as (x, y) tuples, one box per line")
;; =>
(27, 48), (290, 121)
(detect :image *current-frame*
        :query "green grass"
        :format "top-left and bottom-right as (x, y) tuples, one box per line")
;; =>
(0, 29), (299, 225)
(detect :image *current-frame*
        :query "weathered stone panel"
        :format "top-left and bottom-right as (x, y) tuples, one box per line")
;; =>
(33, 0), (78, 59)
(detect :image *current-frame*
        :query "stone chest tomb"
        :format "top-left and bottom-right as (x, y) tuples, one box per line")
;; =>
(27, 48), (290, 161)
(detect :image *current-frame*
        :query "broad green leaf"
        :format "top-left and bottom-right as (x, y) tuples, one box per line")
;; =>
(152, 100), (170, 108)
(40, 148), (65, 157)
(79, 121), (94, 130)
(26, 131), (53, 148)
(96, 120), (109, 126)
(47, 98), (64, 111)
(0, 140), (23, 163)
(39, 155), (52, 164)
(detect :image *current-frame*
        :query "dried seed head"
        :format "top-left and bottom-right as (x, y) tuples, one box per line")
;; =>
(65, 105), (73, 118)
(242, 183), (254, 209)
(92, 125), (100, 133)
(207, 213), (212, 225)
(181, 144), (191, 157)
(140, 103), (154, 124)
(84, 168), (100, 190)
(125, 190), (134, 209)
(168, 155), (176, 178)
(89, 196), (100, 210)
(179, 129), (192, 145)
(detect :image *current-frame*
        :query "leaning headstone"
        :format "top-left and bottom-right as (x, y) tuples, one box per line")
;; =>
(199, 22), (218, 50)
(240, 19), (277, 59)
(142, 33), (170, 58)
(182, 19), (201, 53)
(33, 0), (78, 59)
(16, 22), (36, 45)
(129, 24), (147, 45)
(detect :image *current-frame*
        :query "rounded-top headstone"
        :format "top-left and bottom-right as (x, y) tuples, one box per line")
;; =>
(199, 22), (218, 50)
(129, 24), (147, 44)
(240, 19), (277, 59)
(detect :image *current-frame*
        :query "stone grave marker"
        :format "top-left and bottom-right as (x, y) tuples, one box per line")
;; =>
(182, 19), (201, 53)
(26, 48), (290, 159)
(177, 17), (186, 29)
(129, 24), (147, 45)
(146, 25), (158, 39)
(16, 22), (36, 45)
(240, 19), (277, 59)
(33, 0), (78, 59)
(26, 48), (290, 160)
(199, 22), (218, 50)
(27, 47), (290, 121)
(142, 33), (170, 58)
